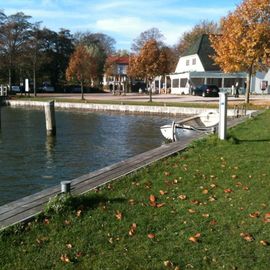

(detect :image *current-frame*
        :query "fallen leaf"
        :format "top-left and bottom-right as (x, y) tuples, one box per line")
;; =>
(44, 218), (50, 225)
(164, 171), (170, 176)
(76, 252), (83, 258)
(64, 220), (71, 225)
(178, 194), (187, 200)
(208, 196), (217, 202)
(263, 212), (270, 223)
(249, 211), (260, 218)
(202, 189), (209, 194)
(108, 238), (113, 244)
(66, 243), (73, 249)
(188, 209), (196, 214)
(128, 199), (136, 205)
(147, 233), (155, 239)
(156, 203), (166, 208)
(60, 254), (70, 263)
(224, 189), (233, 193)
(128, 223), (137, 236)
(243, 186), (249, 191)
(190, 200), (200, 205)
(164, 260), (173, 267)
(159, 190), (167, 195)
(149, 194), (156, 203)
(76, 210), (82, 217)
(202, 213), (210, 218)
(210, 219), (217, 225)
(231, 175), (238, 179)
(115, 210), (123, 220)
(210, 183), (216, 188)
(240, 232), (254, 242)
(189, 236), (198, 243)
(260, 240), (269, 246)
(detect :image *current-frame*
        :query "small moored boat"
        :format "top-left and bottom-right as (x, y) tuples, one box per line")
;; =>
(160, 110), (219, 141)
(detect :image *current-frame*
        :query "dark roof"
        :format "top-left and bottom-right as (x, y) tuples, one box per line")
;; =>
(182, 34), (220, 71)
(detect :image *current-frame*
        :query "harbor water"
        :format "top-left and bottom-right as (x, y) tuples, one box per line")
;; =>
(0, 106), (179, 205)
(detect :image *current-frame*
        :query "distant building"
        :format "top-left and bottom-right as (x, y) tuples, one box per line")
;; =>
(170, 34), (270, 95)
(103, 56), (129, 90)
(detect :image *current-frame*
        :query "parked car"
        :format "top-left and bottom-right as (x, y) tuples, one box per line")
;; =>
(192, 84), (220, 97)
(42, 85), (55, 92)
(11, 85), (24, 93)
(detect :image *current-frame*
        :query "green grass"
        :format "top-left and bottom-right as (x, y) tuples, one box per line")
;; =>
(1, 111), (270, 269)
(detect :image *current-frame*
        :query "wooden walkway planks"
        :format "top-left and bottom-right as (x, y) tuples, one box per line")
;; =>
(0, 113), (259, 230)
(0, 132), (201, 230)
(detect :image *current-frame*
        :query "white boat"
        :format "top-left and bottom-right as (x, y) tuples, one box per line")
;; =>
(160, 110), (219, 141)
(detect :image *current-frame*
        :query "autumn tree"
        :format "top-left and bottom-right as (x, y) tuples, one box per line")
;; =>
(66, 45), (97, 100)
(129, 39), (170, 102)
(210, 0), (270, 103)
(131, 27), (164, 53)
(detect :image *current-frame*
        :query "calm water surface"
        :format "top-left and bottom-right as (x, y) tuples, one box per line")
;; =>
(0, 107), (178, 205)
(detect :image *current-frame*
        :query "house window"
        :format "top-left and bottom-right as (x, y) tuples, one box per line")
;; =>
(180, 78), (188, 88)
(186, 59), (190, 66)
(172, 79), (179, 88)
(192, 58), (196, 65)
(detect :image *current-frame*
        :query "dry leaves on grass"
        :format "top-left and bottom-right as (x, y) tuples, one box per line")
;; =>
(189, 233), (201, 243)
(263, 212), (270, 223)
(260, 240), (269, 246)
(115, 210), (123, 220)
(149, 194), (165, 208)
(128, 223), (137, 236)
(60, 254), (71, 263)
(249, 211), (260, 218)
(147, 233), (156, 239)
(240, 232), (255, 242)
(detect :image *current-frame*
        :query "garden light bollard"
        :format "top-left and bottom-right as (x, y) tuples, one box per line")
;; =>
(61, 181), (71, 193)
(218, 92), (228, 140)
(44, 100), (56, 136)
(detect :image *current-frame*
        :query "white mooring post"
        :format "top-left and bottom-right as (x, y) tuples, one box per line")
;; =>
(44, 100), (56, 136)
(61, 181), (71, 193)
(218, 92), (228, 140)
(0, 100), (1, 130)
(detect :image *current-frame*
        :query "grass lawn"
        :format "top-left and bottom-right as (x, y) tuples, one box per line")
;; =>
(1, 111), (270, 269)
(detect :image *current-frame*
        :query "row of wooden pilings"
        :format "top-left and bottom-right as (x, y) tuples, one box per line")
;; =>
(0, 100), (56, 136)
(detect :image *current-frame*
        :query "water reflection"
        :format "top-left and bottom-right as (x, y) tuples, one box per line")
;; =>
(0, 107), (179, 205)
(45, 136), (56, 168)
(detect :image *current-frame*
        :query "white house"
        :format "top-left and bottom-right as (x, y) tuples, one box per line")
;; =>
(170, 34), (270, 95)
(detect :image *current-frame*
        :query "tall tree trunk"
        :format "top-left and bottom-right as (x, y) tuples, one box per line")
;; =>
(33, 62), (36, 97)
(245, 68), (252, 104)
(148, 78), (152, 102)
(80, 80), (84, 100)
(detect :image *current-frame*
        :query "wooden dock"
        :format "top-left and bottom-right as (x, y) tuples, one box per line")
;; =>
(0, 113), (259, 230)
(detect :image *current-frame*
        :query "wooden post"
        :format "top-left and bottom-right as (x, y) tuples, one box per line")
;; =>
(44, 100), (56, 136)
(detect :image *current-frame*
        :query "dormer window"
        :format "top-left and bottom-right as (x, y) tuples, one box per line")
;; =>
(186, 59), (190, 66)
(192, 58), (196, 65)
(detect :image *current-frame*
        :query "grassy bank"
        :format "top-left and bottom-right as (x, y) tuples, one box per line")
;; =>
(1, 111), (270, 269)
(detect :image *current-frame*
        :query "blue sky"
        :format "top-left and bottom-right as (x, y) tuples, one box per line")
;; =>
(1, 0), (242, 50)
